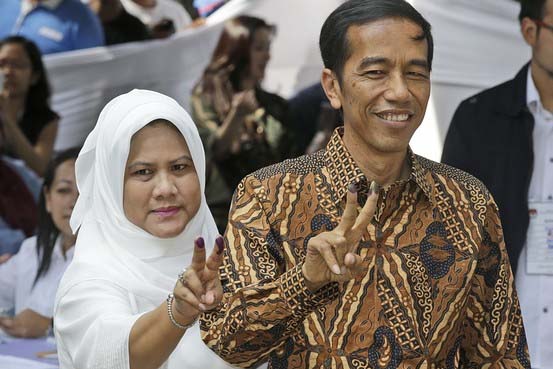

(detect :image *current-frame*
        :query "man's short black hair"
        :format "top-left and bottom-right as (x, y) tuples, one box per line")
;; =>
(319, 0), (433, 83)
(518, 0), (548, 23)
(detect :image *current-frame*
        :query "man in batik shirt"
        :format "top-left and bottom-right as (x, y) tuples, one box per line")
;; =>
(200, 0), (531, 368)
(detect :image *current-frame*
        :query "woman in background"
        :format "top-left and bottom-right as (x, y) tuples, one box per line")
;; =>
(0, 36), (59, 176)
(0, 148), (79, 337)
(191, 15), (291, 232)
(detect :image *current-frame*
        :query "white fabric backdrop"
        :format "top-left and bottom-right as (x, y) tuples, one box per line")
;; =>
(46, 0), (530, 161)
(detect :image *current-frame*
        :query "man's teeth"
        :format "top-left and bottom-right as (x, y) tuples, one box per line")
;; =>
(377, 113), (410, 121)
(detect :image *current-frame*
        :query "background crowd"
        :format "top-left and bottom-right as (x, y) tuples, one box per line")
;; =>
(0, 0), (551, 368)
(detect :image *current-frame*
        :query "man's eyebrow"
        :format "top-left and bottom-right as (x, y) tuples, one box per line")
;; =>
(409, 59), (429, 69)
(358, 56), (389, 70)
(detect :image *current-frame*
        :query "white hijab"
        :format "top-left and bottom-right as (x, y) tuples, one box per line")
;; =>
(57, 89), (235, 368)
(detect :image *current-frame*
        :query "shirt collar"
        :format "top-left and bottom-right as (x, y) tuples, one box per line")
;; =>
(526, 66), (540, 114)
(323, 127), (435, 204)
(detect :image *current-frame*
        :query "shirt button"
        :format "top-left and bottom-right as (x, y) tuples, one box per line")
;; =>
(550, 158), (553, 163)
(544, 307), (549, 313)
(548, 195), (553, 200)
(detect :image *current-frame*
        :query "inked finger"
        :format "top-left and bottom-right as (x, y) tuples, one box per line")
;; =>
(352, 181), (379, 235)
(206, 236), (225, 272)
(190, 237), (207, 271)
(335, 183), (359, 234)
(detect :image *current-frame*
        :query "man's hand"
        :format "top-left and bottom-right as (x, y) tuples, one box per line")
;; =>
(302, 181), (379, 291)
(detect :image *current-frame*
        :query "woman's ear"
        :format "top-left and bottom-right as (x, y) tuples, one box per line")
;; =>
(321, 68), (343, 110)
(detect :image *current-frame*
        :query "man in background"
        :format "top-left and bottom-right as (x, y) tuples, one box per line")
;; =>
(0, 0), (104, 54)
(442, 0), (553, 367)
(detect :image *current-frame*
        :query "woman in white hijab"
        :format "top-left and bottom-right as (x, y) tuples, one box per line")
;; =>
(54, 89), (239, 369)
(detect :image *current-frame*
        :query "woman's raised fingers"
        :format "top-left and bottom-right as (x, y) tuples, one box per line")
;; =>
(190, 237), (207, 272)
(205, 236), (225, 273)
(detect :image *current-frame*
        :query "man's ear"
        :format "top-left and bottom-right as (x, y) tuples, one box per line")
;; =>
(321, 68), (343, 110)
(521, 17), (538, 47)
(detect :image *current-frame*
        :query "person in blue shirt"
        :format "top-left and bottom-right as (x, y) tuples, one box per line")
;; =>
(0, 0), (105, 55)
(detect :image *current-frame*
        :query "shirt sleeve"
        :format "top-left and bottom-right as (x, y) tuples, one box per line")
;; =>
(460, 195), (531, 368)
(200, 175), (340, 368)
(25, 266), (65, 319)
(54, 280), (143, 369)
(0, 249), (19, 312)
(0, 218), (26, 256)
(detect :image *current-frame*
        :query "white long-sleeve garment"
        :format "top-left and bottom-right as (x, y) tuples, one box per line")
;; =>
(54, 268), (234, 369)
(0, 236), (73, 317)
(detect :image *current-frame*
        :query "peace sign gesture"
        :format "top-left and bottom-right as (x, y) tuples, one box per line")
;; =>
(302, 181), (379, 292)
(172, 236), (225, 324)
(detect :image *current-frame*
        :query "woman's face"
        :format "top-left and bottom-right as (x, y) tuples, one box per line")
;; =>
(123, 121), (201, 238)
(247, 27), (272, 84)
(45, 159), (78, 240)
(0, 43), (36, 98)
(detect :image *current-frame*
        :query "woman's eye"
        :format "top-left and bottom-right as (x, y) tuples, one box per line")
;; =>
(134, 169), (152, 176)
(57, 187), (71, 194)
(172, 164), (187, 171)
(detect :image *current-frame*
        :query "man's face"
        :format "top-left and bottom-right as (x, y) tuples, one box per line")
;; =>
(324, 18), (431, 155)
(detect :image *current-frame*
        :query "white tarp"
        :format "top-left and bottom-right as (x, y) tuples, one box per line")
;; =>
(45, 0), (530, 161)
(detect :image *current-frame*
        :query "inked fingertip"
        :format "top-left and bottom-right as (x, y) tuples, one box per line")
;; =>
(215, 236), (225, 254)
(196, 237), (205, 249)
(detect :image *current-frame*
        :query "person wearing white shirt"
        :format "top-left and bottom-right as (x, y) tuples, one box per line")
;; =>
(442, 0), (553, 367)
(120, 0), (192, 37)
(0, 147), (79, 337)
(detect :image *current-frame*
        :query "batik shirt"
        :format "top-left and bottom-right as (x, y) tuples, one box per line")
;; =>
(201, 128), (530, 369)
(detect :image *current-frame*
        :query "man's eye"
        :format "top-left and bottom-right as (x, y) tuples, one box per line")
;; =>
(407, 71), (429, 79)
(364, 70), (385, 77)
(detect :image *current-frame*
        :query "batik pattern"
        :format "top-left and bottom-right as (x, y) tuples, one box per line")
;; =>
(201, 128), (530, 369)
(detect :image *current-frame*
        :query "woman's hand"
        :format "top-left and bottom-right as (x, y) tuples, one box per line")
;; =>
(0, 309), (51, 338)
(172, 236), (225, 324)
(231, 90), (258, 117)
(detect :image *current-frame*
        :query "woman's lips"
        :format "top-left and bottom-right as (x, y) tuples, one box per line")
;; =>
(153, 206), (180, 218)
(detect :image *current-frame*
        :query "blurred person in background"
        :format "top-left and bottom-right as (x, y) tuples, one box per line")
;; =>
(120, 0), (192, 39)
(0, 0), (104, 55)
(191, 15), (291, 232)
(0, 148), (78, 338)
(287, 82), (342, 156)
(0, 36), (59, 176)
(442, 0), (553, 367)
(0, 120), (40, 261)
(88, 0), (151, 45)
